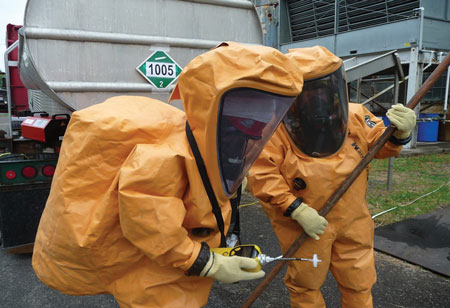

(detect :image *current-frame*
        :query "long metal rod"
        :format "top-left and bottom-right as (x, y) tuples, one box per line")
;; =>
(333, 0), (339, 53)
(180, 0), (254, 9)
(443, 65), (449, 118)
(47, 81), (174, 93)
(25, 27), (219, 49)
(418, 7), (424, 51)
(387, 70), (400, 191)
(241, 52), (450, 308)
(3, 40), (19, 139)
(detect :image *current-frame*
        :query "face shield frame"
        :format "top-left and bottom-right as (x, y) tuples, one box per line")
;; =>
(283, 65), (349, 158)
(217, 87), (296, 197)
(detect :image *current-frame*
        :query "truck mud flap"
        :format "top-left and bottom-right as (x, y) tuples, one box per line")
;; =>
(0, 183), (50, 249)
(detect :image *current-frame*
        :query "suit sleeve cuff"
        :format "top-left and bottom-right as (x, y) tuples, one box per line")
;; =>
(278, 195), (298, 214)
(185, 242), (211, 276)
(389, 133), (412, 145)
(283, 197), (304, 217)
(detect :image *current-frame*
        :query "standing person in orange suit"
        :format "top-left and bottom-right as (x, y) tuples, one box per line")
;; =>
(247, 46), (416, 308)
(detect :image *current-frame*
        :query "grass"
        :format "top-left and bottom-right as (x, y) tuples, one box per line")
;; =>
(367, 153), (450, 226)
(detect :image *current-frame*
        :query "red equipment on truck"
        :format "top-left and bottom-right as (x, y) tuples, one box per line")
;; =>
(21, 112), (69, 146)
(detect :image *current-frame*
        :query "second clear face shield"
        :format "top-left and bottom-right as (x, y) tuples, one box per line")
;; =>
(218, 88), (296, 196)
(283, 66), (349, 158)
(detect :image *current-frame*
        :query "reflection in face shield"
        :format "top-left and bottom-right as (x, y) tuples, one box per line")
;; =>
(283, 66), (349, 157)
(218, 88), (296, 196)
(220, 116), (262, 181)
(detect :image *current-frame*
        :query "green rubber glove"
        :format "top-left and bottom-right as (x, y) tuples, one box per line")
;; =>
(200, 251), (265, 283)
(291, 203), (328, 240)
(386, 104), (417, 139)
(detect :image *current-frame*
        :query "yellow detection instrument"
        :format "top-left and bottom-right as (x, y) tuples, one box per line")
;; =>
(212, 244), (321, 272)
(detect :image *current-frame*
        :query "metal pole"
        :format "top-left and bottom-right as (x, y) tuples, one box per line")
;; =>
(240, 52), (450, 308)
(387, 157), (394, 191)
(404, 47), (422, 149)
(333, 0), (339, 54)
(418, 7), (424, 51)
(387, 70), (400, 191)
(3, 41), (19, 139)
(443, 54), (449, 120)
(356, 78), (362, 103)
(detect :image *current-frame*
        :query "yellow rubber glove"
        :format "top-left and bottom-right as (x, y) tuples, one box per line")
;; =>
(200, 251), (265, 283)
(291, 203), (328, 240)
(386, 104), (417, 139)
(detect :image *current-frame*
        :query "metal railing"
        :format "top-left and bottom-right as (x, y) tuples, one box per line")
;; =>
(3, 41), (19, 138)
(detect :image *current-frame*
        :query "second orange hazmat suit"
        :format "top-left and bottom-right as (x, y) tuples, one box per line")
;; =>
(247, 46), (404, 308)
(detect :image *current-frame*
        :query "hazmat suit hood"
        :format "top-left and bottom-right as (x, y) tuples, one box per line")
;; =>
(174, 42), (303, 201)
(284, 46), (349, 157)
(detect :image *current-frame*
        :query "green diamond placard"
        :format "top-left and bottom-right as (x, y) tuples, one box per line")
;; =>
(136, 51), (182, 88)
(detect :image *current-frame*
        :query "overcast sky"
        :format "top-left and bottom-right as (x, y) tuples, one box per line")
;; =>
(0, 0), (28, 72)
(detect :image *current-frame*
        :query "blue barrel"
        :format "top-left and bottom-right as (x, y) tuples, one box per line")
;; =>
(417, 113), (439, 142)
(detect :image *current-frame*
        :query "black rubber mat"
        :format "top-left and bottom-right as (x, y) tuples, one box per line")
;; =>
(374, 207), (450, 277)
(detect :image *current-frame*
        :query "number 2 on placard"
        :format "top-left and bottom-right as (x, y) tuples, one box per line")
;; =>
(160, 81), (163, 87)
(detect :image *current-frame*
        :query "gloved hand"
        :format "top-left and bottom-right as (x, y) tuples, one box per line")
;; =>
(291, 202), (328, 240)
(200, 251), (265, 283)
(386, 104), (416, 139)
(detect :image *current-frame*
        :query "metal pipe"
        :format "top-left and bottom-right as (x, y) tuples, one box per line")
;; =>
(443, 54), (450, 119)
(240, 52), (450, 308)
(47, 81), (174, 93)
(333, 0), (339, 54)
(387, 70), (400, 191)
(180, 0), (254, 9)
(418, 7), (424, 51)
(3, 40), (19, 139)
(423, 51), (435, 71)
(356, 78), (362, 104)
(416, 116), (441, 122)
(360, 77), (398, 82)
(387, 157), (394, 191)
(25, 27), (219, 49)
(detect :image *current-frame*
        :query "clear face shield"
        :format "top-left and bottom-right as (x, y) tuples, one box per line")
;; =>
(218, 88), (296, 196)
(283, 66), (349, 158)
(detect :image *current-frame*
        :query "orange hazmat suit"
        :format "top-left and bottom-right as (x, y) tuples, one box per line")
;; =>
(248, 46), (404, 308)
(32, 42), (303, 308)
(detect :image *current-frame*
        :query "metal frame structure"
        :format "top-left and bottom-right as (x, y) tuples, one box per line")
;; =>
(343, 50), (404, 190)
(269, 0), (450, 148)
